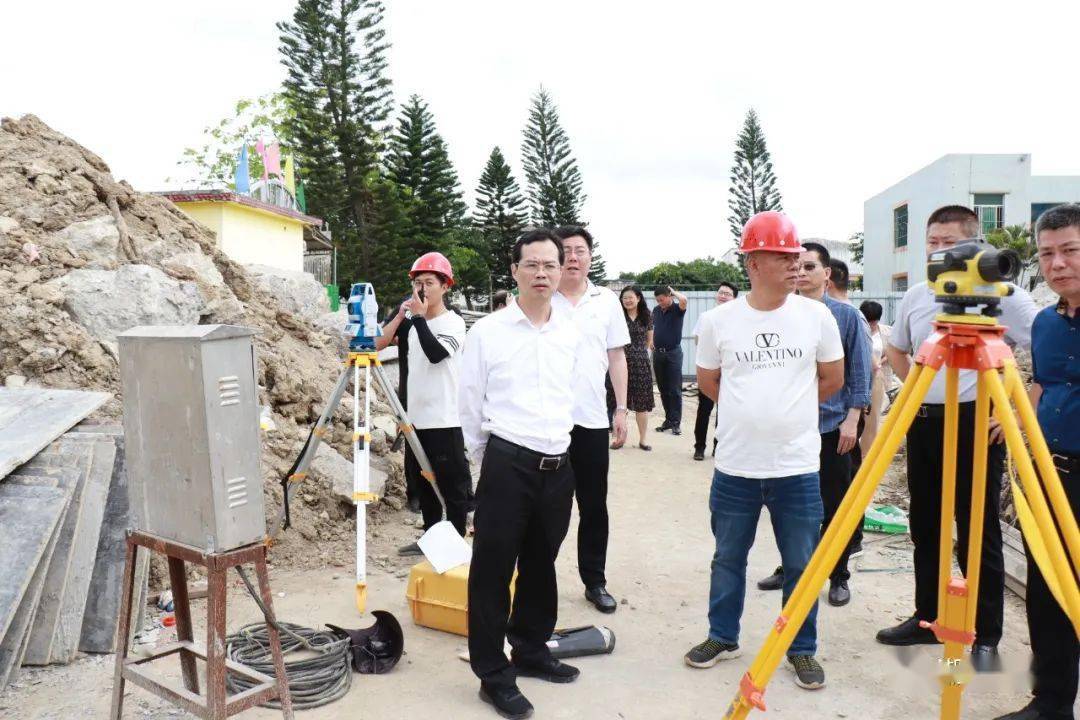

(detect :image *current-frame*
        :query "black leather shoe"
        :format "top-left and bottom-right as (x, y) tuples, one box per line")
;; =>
(514, 657), (580, 683)
(693, 449), (705, 461)
(827, 580), (851, 607)
(671, 426), (682, 436)
(875, 616), (940, 646)
(757, 566), (784, 591)
(655, 423), (670, 432)
(585, 585), (617, 613)
(479, 684), (534, 719)
(970, 644), (1002, 673)
(992, 701), (1052, 720)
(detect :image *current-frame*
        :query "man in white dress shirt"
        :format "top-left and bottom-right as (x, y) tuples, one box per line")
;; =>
(552, 225), (629, 614)
(460, 229), (583, 720)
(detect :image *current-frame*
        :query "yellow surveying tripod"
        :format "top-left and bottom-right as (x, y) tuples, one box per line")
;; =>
(724, 249), (1080, 719)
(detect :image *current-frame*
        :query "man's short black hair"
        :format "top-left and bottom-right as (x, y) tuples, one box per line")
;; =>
(927, 205), (981, 238)
(491, 290), (509, 309)
(829, 259), (850, 291)
(653, 285), (671, 297)
(859, 300), (883, 323)
(512, 228), (564, 265)
(1035, 203), (1080, 238)
(718, 281), (739, 297)
(554, 225), (594, 250)
(801, 241), (831, 267)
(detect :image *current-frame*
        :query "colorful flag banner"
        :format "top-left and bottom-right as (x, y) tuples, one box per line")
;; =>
(283, 154), (296, 195)
(234, 144), (250, 194)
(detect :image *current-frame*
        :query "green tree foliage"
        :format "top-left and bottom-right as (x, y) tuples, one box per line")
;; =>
(986, 224), (1039, 289)
(633, 257), (744, 288)
(474, 147), (527, 291)
(849, 231), (864, 290)
(278, 0), (393, 285)
(443, 227), (491, 310)
(728, 109), (783, 279)
(520, 87), (606, 282)
(173, 94), (292, 188)
(387, 95), (468, 257)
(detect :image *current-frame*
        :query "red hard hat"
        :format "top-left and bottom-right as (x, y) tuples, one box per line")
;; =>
(409, 252), (454, 286)
(739, 211), (804, 254)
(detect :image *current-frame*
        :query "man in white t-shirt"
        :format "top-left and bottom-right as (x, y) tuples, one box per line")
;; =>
(691, 282), (739, 461)
(684, 211), (844, 692)
(552, 225), (630, 614)
(375, 252), (470, 555)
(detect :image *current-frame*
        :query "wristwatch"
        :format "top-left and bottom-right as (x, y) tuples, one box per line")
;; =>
(615, 406), (628, 413)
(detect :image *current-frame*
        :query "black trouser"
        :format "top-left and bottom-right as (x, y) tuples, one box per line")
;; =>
(468, 436), (575, 690)
(570, 426), (610, 589)
(848, 413), (865, 552)
(906, 402), (1005, 645)
(1024, 457), (1080, 720)
(820, 428), (854, 583)
(694, 391), (717, 454)
(403, 427), (471, 536)
(652, 347), (683, 426)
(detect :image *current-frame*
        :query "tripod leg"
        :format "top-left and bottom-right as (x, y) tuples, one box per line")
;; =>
(722, 365), (937, 719)
(1003, 363), (1080, 576)
(938, 368), (960, 620)
(986, 370), (1080, 632)
(962, 371), (991, 637)
(354, 360), (369, 614)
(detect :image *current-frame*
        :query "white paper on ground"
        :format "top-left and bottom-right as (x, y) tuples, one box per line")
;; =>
(418, 520), (472, 573)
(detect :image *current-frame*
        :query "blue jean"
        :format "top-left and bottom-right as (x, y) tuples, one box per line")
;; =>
(651, 347), (683, 426)
(708, 469), (823, 656)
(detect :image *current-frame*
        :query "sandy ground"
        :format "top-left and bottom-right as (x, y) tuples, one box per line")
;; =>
(0, 395), (1051, 720)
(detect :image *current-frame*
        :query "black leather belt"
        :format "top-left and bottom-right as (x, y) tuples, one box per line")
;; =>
(914, 401), (976, 419)
(489, 435), (569, 471)
(655, 346), (679, 353)
(1053, 453), (1080, 477)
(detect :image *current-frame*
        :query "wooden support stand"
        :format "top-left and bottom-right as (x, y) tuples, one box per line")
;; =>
(109, 530), (293, 719)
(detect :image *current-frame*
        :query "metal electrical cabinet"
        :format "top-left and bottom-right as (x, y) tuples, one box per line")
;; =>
(118, 325), (266, 552)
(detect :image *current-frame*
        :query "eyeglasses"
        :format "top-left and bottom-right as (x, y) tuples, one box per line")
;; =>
(517, 261), (561, 274)
(563, 247), (590, 258)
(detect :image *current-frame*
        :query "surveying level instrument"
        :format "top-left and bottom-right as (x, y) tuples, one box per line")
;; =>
(270, 283), (444, 613)
(723, 242), (1080, 720)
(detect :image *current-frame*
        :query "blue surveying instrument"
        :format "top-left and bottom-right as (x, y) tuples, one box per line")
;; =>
(345, 282), (382, 351)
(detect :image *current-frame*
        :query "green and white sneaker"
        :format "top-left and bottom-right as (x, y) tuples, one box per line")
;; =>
(787, 654), (825, 689)
(684, 639), (741, 668)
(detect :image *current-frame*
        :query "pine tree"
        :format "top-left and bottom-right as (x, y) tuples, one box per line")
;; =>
(474, 147), (527, 290)
(521, 87), (607, 282)
(727, 109), (783, 279)
(386, 95), (468, 258)
(278, 0), (393, 285)
(521, 87), (585, 226)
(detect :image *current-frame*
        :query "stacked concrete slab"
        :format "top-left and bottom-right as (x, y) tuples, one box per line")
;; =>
(0, 388), (148, 692)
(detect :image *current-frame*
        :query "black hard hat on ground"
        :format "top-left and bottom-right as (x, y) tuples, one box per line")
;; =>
(326, 610), (405, 674)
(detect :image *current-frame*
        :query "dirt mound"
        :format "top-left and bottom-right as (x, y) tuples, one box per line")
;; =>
(0, 114), (405, 571)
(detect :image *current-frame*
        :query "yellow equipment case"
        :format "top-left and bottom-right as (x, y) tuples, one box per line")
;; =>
(405, 560), (471, 636)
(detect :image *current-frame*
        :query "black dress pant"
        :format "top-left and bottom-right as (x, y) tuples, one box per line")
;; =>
(404, 427), (471, 536)
(652, 347), (683, 426)
(694, 391), (717, 454)
(847, 414), (866, 553)
(820, 428), (854, 583)
(468, 436), (575, 689)
(570, 426), (610, 589)
(906, 402), (1005, 645)
(1024, 459), (1080, 720)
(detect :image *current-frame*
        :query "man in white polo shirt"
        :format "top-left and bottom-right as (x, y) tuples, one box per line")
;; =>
(685, 211), (844, 692)
(460, 229), (583, 720)
(552, 225), (629, 614)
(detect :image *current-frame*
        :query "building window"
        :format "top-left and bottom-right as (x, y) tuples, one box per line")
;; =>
(892, 274), (908, 292)
(1032, 202), (1062, 226)
(973, 193), (1004, 235)
(893, 205), (908, 249)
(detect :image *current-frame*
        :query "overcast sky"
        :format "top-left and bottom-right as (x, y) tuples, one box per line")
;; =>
(4, 0), (1079, 274)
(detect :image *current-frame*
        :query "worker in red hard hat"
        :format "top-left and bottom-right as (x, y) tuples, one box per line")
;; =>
(685, 211), (844, 692)
(375, 251), (471, 552)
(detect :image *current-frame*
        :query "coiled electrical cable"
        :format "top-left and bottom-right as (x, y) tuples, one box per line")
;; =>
(225, 620), (351, 709)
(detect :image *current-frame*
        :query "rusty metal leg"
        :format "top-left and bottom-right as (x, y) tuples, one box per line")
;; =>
(167, 557), (199, 694)
(205, 563), (228, 719)
(253, 550), (294, 719)
(108, 536), (138, 719)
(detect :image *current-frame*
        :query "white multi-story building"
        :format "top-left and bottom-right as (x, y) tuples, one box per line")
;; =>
(862, 154), (1080, 295)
